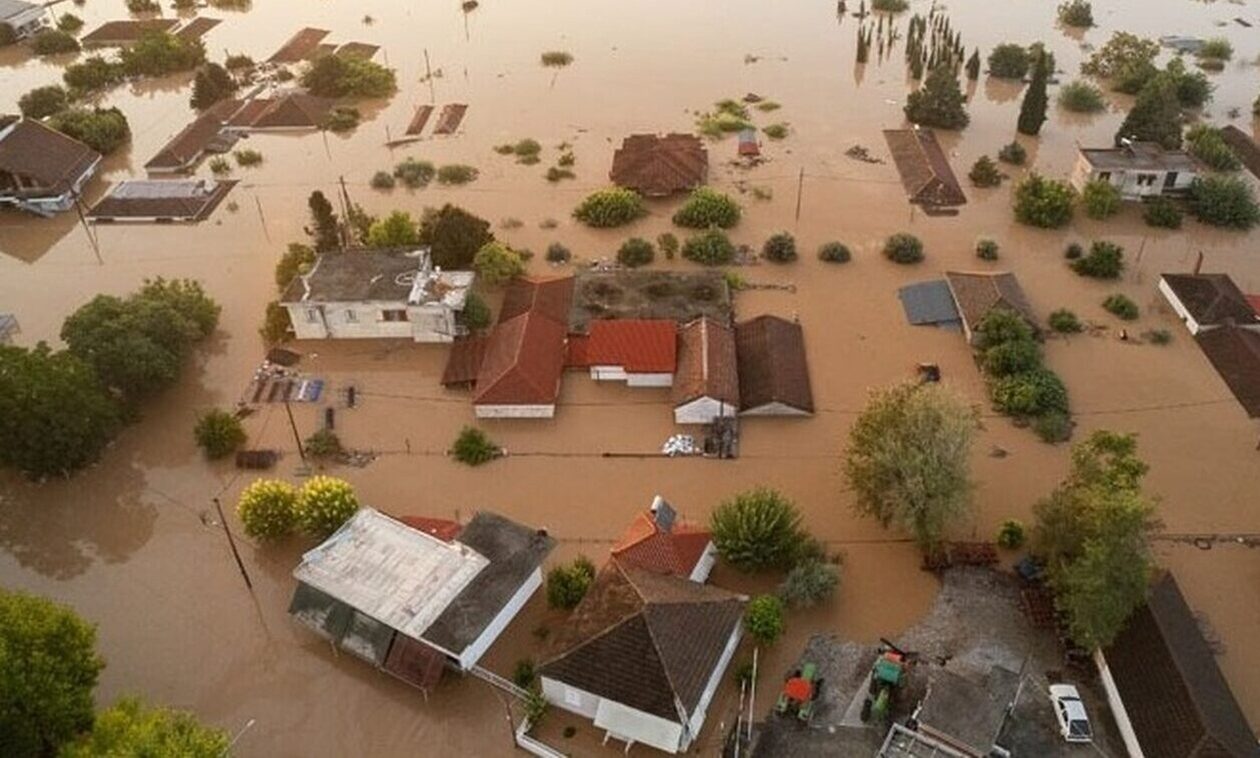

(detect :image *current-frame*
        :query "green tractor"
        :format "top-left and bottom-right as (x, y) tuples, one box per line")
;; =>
(861, 639), (913, 724)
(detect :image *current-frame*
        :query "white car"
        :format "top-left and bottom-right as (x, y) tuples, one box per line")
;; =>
(1049, 684), (1093, 743)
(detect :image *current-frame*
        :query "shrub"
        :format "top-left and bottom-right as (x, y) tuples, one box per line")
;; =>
(1197, 37), (1233, 61)
(297, 476), (360, 537)
(904, 64), (969, 129)
(1048, 309), (1084, 333)
(681, 229), (736, 265)
(545, 242), (571, 263)
(1081, 178), (1122, 219)
(57, 13), (84, 33)
(975, 308), (1036, 351)
(990, 368), (1070, 417)
(969, 155), (1002, 187)
(997, 519), (1027, 549)
(818, 241), (851, 263)
(762, 123), (789, 139)
(209, 156), (231, 175)
(300, 54), (396, 98)
(303, 428), (342, 459)
(236, 479), (299, 540)
(18, 85), (69, 119)
(437, 164), (479, 185)
(882, 233), (923, 264)
(988, 44), (1031, 79)
(1071, 241), (1125, 278)
(540, 50), (573, 67)
(617, 237), (655, 267)
(473, 242), (526, 285)
(1143, 197), (1183, 229)
(997, 141), (1026, 165)
(1082, 32), (1159, 80)
(710, 488), (805, 570)
(47, 107), (130, 155)
(1058, 80), (1106, 113)
(1186, 175), (1260, 229)
(672, 187), (741, 229)
(657, 232), (679, 259)
(983, 338), (1042, 377)
(1064, 242), (1083, 260)
(546, 556), (596, 609)
(1103, 293), (1139, 320)
(696, 99), (754, 137)
(1146, 328), (1172, 345)
(744, 595), (785, 645)
(1033, 411), (1073, 443)
(419, 204), (494, 269)
(451, 426), (498, 465)
(975, 238), (999, 261)
(573, 188), (647, 227)
(511, 138), (542, 162)
(1057, 0), (1093, 27)
(545, 167), (575, 182)
(1185, 125), (1241, 172)
(523, 686), (549, 730)
(194, 409), (246, 459)
(778, 560), (840, 608)
(462, 292), (491, 331)
(234, 148), (263, 167)
(512, 659), (536, 689)
(366, 210), (419, 248)
(762, 232), (797, 263)
(224, 53), (254, 71)
(370, 170), (395, 189)
(394, 157), (436, 188)
(32, 29), (80, 55)
(260, 301), (290, 344)
(322, 106), (360, 133)
(1014, 173), (1075, 228)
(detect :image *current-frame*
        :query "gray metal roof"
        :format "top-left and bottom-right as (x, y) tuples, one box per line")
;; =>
(898, 280), (961, 327)
(281, 249), (473, 307)
(0, 0), (38, 20)
(917, 666), (1020, 756)
(1080, 143), (1198, 172)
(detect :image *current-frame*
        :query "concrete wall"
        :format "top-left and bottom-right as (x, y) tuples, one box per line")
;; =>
(682, 622), (742, 749)
(541, 677), (601, 720)
(284, 301), (458, 342)
(458, 567), (541, 670)
(674, 397), (737, 425)
(475, 404), (555, 419)
(540, 678), (686, 753)
(590, 366), (673, 387)
(740, 401), (811, 417)
(1094, 650), (1145, 758)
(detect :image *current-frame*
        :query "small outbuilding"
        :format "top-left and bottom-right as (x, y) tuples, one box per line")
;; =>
(88, 178), (237, 223)
(0, 0), (46, 40)
(944, 271), (1037, 345)
(734, 315), (814, 416)
(610, 496), (716, 583)
(883, 127), (967, 207)
(609, 134), (708, 197)
(1159, 273), (1260, 335)
(0, 117), (101, 217)
(1071, 142), (1198, 200)
(566, 319), (677, 387)
(672, 317), (739, 425)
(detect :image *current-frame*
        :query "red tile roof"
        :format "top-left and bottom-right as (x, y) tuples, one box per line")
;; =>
(612, 511), (712, 578)
(498, 276), (574, 325)
(395, 515), (463, 542)
(610, 134), (708, 197)
(672, 317), (739, 407)
(569, 319), (677, 373)
(473, 311), (568, 406)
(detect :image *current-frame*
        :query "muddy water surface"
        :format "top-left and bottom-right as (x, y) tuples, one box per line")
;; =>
(3, 0), (1260, 754)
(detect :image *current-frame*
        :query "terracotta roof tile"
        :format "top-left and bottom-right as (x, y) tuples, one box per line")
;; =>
(611, 511), (712, 577)
(473, 312), (567, 406)
(735, 315), (814, 413)
(499, 276), (574, 325)
(610, 134), (708, 197)
(395, 515), (463, 542)
(944, 271), (1037, 338)
(883, 128), (967, 207)
(575, 319), (677, 373)
(672, 317), (739, 407)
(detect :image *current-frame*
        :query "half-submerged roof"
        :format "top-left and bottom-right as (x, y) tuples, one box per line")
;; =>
(1103, 573), (1260, 757)
(0, 119), (100, 197)
(81, 18), (179, 45)
(1162, 273), (1260, 327)
(1080, 142), (1198, 172)
(673, 317), (739, 408)
(609, 133), (708, 197)
(144, 100), (240, 171)
(1195, 325), (1260, 418)
(945, 271), (1036, 334)
(883, 127), (967, 207)
(611, 498), (712, 578)
(735, 315), (814, 413)
(229, 93), (335, 130)
(87, 178), (237, 221)
(280, 249), (473, 307)
(540, 563), (745, 722)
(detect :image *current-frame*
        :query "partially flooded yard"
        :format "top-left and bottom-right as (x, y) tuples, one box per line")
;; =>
(3, 0), (1260, 755)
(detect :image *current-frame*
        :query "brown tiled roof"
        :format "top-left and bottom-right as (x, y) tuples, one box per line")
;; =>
(944, 271), (1037, 336)
(335, 42), (379, 60)
(1103, 574), (1260, 757)
(267, 27), (330, 63)
(144, 104), (238, 172)
(1162, 274), (1260, 327)
(473, 311), (567, 406)
(174, 16), (221, 41)
(498, 277), (574, 325)
(611, 511), (711, 578)
(433, 104), (468, 135)
(573, 319), (677, 373)
(1195, 325), (1260, 418)
(0, 119), (100, 198)
(81, 18), (179, 46)
(672, 317), (739, 408)
(441, 335), (488, 386)
(248, 94), (335, 129)
(883, 128), (967, 207)
(540, 564), (744, 722)
(610, 134), (708, 197)
(735, 315), (814, 414)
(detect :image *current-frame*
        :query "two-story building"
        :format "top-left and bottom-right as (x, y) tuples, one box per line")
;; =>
(0, 117), (101, 216)
(1071, 142), (1198, 200)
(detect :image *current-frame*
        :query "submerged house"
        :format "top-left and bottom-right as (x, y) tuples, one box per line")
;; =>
(0, 0), (46, 40)
(1096, 573), (1260, 758)
(0, 117), (101, 216)
(1071, 142), (1198, 200)
(1195, 324), (1260, 419)
(538, 562), (746, 754)
(1159, 273), (1260, 335)
(734, 315), (814, 416)
(472, 277), (573, 419)
(223, 93), (336, 132)
(88, 178), (237, 223)
(944, 271), (1037, 345)
(610, 496), (716, 584)
(883, 127), (967, 207)
(672, 317), (739, 425)
(280, 249), (474, 342)
(609, 134), (707, 197)
(290, 508), (554, 689)
(566, 319), (677, 387)
(144, 101), (240, 174)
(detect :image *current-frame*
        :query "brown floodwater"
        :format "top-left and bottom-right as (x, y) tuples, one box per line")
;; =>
(4, 0), (1260, 754)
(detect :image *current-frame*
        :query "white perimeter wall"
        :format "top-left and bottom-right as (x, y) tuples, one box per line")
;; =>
(475, 404), (555, 419)
(1093, 650), (1145, 758)
(540, 679), (686, 754)
(457, 567), (541, 670)
(1157, 278), (1204, 335)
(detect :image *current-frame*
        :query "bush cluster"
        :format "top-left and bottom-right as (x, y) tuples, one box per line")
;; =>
(762, 232), (797, 263)
(1103, 293), (1139, 320)
(681, 229), (736, 265)
(573, 188), (647, 227)
(452, 426), (499, 465)
(672, 187), (741, 229)
(1014, 173), (1075, 228)
(546, 556), (596, 609)
(194, 409), (246, 459)
(1070, 241), (1125, 279)
(969, 155), (1002, 187)
(975, 309), (1071, 443)
(617, 237), (655, 267)
(818, 241), (851, 263)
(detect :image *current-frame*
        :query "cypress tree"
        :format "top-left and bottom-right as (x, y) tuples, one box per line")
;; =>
(307, 191), (341, 252)
(1017, 49), (1049, 135)
(965, 48), (980, 80)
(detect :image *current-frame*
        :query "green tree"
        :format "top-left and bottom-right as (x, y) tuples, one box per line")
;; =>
(778, 560), (840, 608)
(671, 187), (741, 229)
(1186, 175), (1260, 229)
(844, 382), (976, 551)
(306, 191), (341, 252)
(60, 698), (228, 757)
(710, 488), (805, 570)
(473, 242), (526, 285)
(18, 85), (70, 119)
(0, 344), (121, 479)
(965, 48), (980, 80)
(744, 595), (785, 645)
(762, 232), (797, 263)
(451, 426), (498, 465)
(1115, 73), (1182, 150)
(1185, 125), (1241, 172)
(1080, 178), (1122, 219)
(47, 107), (130, 155)
(1070, 240), (1125, 279)
(63, 56), (125, 95)
(365, 210), (420, 248)
(0, 590), (104, 757)
(32, 28), (80, 55)
(968, 155), (1001, 187)
(300, 54), (397, 98)
(1081, 32), (1158, 80)
(1057, 80), (1106, 113)
(616, 237), (655, 267)
(193, 409), (246, 459)
(1013, 173), (1076, 228)
(298, 476), (360, 537)
(236, 479), (299, 540)
(680, 229), (735, 265)
(546, 556), (596, 609)
(1017, 48), (1049, 136)
(274, 243), (316, 291)
(573, 188), (647, 228)
(462, 292), (491, 331)
(189, 62), (236, 110)
(418, 204), (495, 269)
(987, 43), (1031, 79)
(118, 32), (206, 77)
(904, 65), (970, 129)
(1057, 0), (1093, 27)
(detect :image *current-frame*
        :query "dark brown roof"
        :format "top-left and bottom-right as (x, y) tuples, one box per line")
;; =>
(498, 277), (574, 325)
(247, 94), (335, 130)
(81, 18), (179, 46)
(174, 16), (221, 41)
(1162, 274), (1260, 327)
(335, 42), (379, 59)
(883, 128), (967, 207)
(144, 102), (239, 172)
(433, 104), (468, 135)
(267, 27), (330, 63)
(610, 134), (708, 197)
(672, 317), (739, 408)
(944, 271), (1037, 338)
(735, 315), (814, 414)
(1195, 325), (1260, 418)
(539, 563), (745, 722)
(0, 119), (100, 198)
(441, 335), (488, 386)
(87, 179), (237, 221)
(1103, 574), (1260, 757)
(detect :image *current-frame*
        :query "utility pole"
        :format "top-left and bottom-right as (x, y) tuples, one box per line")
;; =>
(73, 195), (102, 264)
(284, 397), (308, 468)
(794, 167), (805, 222)
(254, 195), (270, 242)
(213, 497), (253, 591)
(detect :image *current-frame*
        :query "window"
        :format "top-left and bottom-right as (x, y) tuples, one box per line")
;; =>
(305, 308), (320, 324)
(564, 686), (581, 706)
(345, 309), (358, 324)
(381, 309), (408, 323)
(1164, 171), (1178, 188)
(1097, 171), (1111, 182)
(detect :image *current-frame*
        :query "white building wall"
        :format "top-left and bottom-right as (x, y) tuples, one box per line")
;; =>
(682, 623), (743, 750)
(284, 301), (460, 341)
(1158, 277), (1204, 335)
(475, 404), (555, 419)
(1093, 650), (1145, 758)
(457, 568), (542, 670)
(2, 6), (47, 38)
(740, 401), (811, 417)
(590, 365), (628, 381)
(626, 372), (673, 388)
(541, 677), (601, 719)
(674, 396), (738, 425)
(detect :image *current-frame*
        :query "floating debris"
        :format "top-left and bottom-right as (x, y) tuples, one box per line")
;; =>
(845, 144), (884, 163)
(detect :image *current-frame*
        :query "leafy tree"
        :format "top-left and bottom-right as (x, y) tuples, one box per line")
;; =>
(997, 141), (1026, 165)
(63, 56), (125, 94)
(306, 191), (341, 252)
(1165, 57), (1212, 109)
(1017, 48), (1049, 136)
(1143, 197), (1182, 229)
(436, 164), (478, 185)
(366, 210), (420, 248)
(761, 232), (797, 263)
(1070, 240), (1125, 278)
(0, 590), (103, 757)
(451, 426), (498, 465)
(260, 301), (291, 345)
(189, 62), (236, 110)
(300, 54), (397, 98)
(616, 237), (655, 267)
(32, 28), (80, 55)
(119, 32), (206, 77)
(1185, 124), (1241, 172)
(983, 338), (1041, 377)
(845, 382), (975, 551)
(1057, 80), (1105, 113)
(275, 243), (315, 291)
(193, 409), (246, 459)
(418, 204), (494, 269)
(1081, 32), (1158, 81)
(882, 233), (923, 264)
(744, 595), (785, 645)
(462, 292), (491, 330)
(1048, 309), (1084, 333)
(710, 488), (805, 570)
(546, 556), (596, 609)
(298, 476), (361, 537)
(1186, 175), (1260, 229)
(236, 479), (299, 540)
(904, 65), (969, 129)
(778, 560), (840, 608)
(47, 107), (130, 155)
(573, 188), (647, 228)
(1080, 178), (1122, 220)
(18, 85), (69, 119)
(1057, 0), (1093, 27)
(671, 187), (741, 229)
(60, 698), (228, 757)
(681, 229), (735, 265)
(57, 13), (84, 33)
(987, 43), (1031, 79)
(1013, 173), (1075, 228)
(968, 155), (1002, 187)
(1033, 431), (1158, 648)
(1115, 74), (1183, 150)
(990, 367), (1069, 417)
(473, 242), (526, 285)
(974, 307), (1035, 350)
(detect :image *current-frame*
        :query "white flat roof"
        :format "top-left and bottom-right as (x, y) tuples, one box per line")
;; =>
(293, 508), (488, 640)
